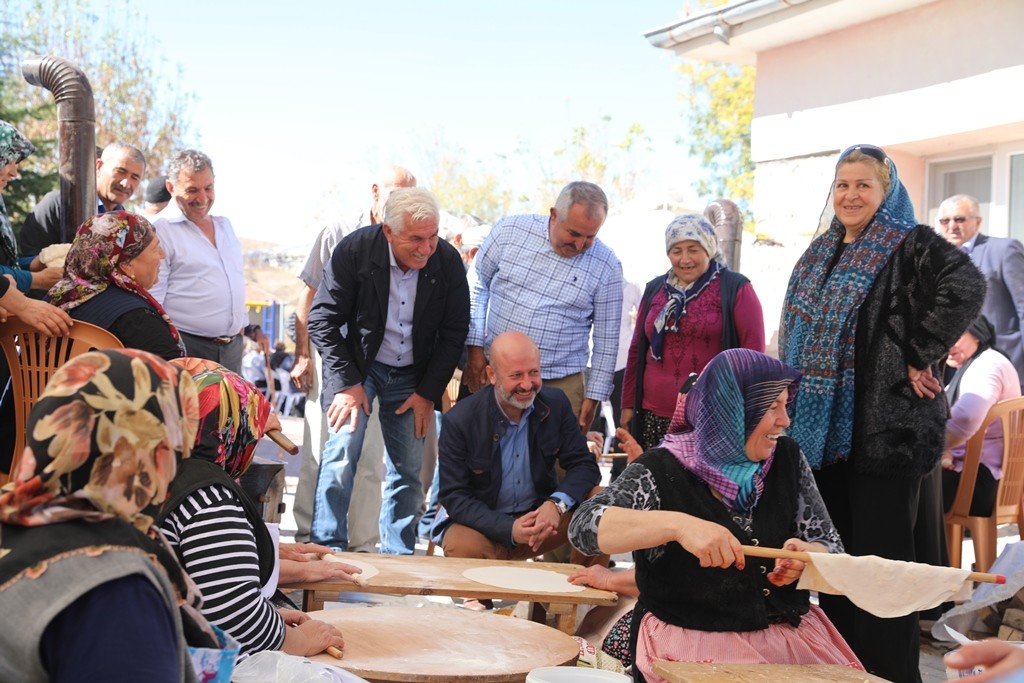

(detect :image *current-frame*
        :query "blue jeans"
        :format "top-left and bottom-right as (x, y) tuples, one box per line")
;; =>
(310, 362), (425, 554)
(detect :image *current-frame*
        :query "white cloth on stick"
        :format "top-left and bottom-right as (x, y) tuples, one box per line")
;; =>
(797, 552), (972, 618)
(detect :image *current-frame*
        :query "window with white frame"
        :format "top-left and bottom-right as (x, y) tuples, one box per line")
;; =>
(926, 156), (992, 228)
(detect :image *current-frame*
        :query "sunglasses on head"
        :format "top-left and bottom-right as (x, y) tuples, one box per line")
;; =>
(938, 215), (975, 226)
(838, 144), (888, 164)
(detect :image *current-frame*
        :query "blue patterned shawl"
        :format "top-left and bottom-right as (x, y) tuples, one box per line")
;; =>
(779, 150), (917, 469)
(661, 348), (802, 512)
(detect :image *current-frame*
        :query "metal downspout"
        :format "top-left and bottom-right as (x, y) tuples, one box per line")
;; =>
(21, 55), (96, 243)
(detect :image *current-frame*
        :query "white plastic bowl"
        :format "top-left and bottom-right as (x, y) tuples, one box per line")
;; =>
(526, 667), (631, 683)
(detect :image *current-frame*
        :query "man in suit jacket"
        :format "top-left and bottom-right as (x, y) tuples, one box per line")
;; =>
(308, 187), (469, 554)
(938, 194), (1024, 390)
(436, 331), (602, 562)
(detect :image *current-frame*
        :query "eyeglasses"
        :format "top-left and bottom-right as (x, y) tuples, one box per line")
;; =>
(838, 144), (888, 164)
(938, 215), (977, 226)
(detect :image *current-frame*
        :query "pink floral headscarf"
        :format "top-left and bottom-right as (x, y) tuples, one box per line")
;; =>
(48, 211), (185, 355)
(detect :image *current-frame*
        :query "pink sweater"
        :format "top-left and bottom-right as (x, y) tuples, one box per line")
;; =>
(622, 278), (765, 417)
(948, 349), (1022, 479)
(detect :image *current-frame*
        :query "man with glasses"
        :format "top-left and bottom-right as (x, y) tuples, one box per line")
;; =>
(938, 194), (1024, 390)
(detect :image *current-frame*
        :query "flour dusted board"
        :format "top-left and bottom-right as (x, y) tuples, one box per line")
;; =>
(462, 566), (586, 593)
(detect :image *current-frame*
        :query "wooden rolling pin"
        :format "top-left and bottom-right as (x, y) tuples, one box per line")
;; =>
(266, 428), (298, 454)
(742, 544), (1006, 584)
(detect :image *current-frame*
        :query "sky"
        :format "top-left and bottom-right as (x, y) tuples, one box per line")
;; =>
(87, 1), (695, 245)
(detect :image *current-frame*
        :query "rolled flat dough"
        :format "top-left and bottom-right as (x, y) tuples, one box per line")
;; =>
(462, 566), (586, 593)
(797, 552), (971, 618)
(323, 555), (380, 582)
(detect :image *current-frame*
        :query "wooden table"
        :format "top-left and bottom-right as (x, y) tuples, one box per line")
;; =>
(307, 606), (579, 682)
(285, 552), (617, 634)
(652, 661), (890, 682)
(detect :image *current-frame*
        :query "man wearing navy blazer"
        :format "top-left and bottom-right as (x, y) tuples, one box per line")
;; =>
(308, 187), (469, 554)
(436, 331), (602, 562)
(938, 194), (1024, 390)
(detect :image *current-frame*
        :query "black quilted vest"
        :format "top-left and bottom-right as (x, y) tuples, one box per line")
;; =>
(634, 438), (809, 631)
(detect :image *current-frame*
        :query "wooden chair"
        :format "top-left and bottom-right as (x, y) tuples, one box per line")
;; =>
(945, 395), (1024, 572)
(0, 319), (123, 485)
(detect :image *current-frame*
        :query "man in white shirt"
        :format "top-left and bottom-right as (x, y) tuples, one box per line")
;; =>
(149, 150), (247, 373)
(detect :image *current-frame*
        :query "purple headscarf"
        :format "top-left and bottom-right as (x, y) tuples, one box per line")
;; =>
(661, 348), (802, 512)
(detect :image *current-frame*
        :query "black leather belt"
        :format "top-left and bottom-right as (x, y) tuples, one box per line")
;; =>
(184, 332), (237, 346)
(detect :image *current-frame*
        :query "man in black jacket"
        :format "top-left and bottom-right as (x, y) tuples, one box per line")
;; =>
(436, 331), (602, 561)
(308, 187), (468, 554)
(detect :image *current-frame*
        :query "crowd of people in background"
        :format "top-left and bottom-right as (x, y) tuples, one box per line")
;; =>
(3, 125), (1024, 683)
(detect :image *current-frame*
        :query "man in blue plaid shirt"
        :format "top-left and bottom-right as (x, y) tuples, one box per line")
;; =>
(465, 181), (623, 433)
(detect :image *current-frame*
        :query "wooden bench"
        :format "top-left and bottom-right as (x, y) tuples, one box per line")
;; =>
(284, 552), (617, 634)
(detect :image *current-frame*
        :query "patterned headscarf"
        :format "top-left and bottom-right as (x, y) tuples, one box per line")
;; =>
(661, 349), (802, 512)
(49, 211), (185, 355)
(0, 349), (199, 532)
(779, 145), (916, 469)
(651, 213), (725, 361)
(0, 120), (36, 268)
(170, 360), (272, 479)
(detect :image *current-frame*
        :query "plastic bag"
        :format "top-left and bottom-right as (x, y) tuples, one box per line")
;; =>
(231, 651), (369, 683)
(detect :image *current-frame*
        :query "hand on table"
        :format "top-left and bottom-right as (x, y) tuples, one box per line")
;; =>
(568, 565), (615, 591)
(282, 618), (345, 658)
(277, 543), (365, 584)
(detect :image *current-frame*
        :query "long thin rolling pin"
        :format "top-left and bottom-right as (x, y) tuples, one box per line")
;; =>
(741, 544), (1005, 584)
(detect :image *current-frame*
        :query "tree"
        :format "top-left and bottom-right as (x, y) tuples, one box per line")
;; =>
(675, 1), (756, 220)
(427, 147), (514, 225)
(0, 0), (196, 224)
(541, 116), (653, 208)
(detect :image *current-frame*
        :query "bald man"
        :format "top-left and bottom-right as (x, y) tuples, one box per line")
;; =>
(435, 331), (602, 561)
(291, 166), (417, 551)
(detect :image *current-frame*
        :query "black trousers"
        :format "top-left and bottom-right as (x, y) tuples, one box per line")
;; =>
(813, 460), (924, 683)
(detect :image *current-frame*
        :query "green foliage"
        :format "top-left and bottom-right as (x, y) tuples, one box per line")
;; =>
(0, 0), (196, 225)
(676, 0), (756, 220)
(543, 116), (653, 208)
(428, 146), (514, 225)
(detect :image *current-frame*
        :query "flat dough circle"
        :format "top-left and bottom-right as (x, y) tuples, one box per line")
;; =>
(462, 566), (585, 593)
(320, 554), (380, 581)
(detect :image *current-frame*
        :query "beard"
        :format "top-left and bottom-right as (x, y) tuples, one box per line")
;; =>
(496, 383), (538, 410)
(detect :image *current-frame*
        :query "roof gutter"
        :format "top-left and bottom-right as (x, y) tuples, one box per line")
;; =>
(644, 0), (814, 51)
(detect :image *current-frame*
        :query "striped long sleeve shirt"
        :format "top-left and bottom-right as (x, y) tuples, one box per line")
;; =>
(159, 484), (285, 656)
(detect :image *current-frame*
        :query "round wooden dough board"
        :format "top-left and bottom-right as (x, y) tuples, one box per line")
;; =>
(306, 606), (579, 682)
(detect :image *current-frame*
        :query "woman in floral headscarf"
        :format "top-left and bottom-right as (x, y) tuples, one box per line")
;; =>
(157, 361), (347, 660)
(0, 349), (225, 683)
(49, 210), (184, 359)
(620, 214), (764, 451)
(570, 349), (858, 682)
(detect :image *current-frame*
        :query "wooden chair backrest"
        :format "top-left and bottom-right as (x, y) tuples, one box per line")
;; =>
(947, 395), (1024, 524)
(0, 320), (124, 485)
